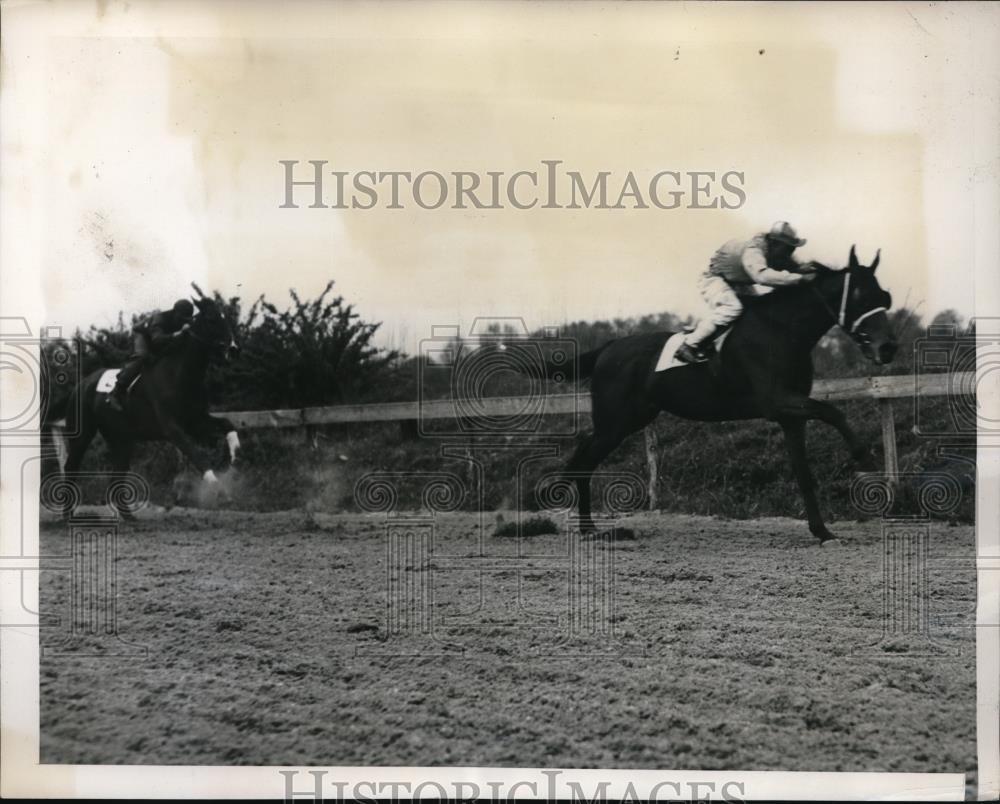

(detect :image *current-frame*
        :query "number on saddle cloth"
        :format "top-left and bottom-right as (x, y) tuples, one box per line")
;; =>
(96, 369), (121, 393)
(97, 367), (142, 395)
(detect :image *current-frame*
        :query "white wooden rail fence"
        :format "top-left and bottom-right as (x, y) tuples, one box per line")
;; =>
(217, 371), (971, 509)
(51, 372), (971, 509)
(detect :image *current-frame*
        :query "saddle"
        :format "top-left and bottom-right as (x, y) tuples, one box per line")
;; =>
(97, 368), (143, 394)
(654, 330), (727, 373)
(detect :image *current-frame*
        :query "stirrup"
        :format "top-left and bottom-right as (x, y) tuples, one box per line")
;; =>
(675, 343), (707, 364)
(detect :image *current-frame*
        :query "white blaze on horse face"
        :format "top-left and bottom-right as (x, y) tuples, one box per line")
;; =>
(226, 430), (241, 464)
(203, 469), (219, 485)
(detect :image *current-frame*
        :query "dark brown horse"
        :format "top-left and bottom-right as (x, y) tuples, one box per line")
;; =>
(53, 295), (241, 517)
(560, 246), (896, 542)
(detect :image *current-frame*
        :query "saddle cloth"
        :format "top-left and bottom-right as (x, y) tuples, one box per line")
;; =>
(96, 368), (120, 393)
(96, 368), (142, 393)
(654, 330), (730, 373)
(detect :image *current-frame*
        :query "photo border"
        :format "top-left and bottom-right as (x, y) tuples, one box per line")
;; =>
(1, 1), (997, 800)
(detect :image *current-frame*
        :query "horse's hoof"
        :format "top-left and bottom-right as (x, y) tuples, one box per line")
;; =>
(812, 526), (837, 543)
(820, 537), (842, 548)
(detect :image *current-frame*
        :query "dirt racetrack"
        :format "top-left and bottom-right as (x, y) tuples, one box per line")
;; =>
(39, 509), (977, 783)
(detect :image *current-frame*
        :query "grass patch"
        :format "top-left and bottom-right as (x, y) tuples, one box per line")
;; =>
(494, 515), (560, 538)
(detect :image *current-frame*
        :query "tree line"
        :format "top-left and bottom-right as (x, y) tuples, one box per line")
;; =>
(41, 279), (970, 419)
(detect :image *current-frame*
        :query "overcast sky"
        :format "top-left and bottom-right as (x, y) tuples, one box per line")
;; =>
(4, 1), (998, 352)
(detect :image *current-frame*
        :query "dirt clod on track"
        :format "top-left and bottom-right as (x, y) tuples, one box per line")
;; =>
(40, 509), (976, 775)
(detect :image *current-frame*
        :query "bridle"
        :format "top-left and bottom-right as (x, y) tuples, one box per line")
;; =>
(813, 269), (888, 339)
(838, 270), (888, 333)
(187, 312), (233, 351)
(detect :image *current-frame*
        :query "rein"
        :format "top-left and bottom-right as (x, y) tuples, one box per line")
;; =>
(186, 326), (216, 345)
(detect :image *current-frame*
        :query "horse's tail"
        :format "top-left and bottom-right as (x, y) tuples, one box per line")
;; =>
(511, 342), (610, 383)
(572, 343), (610, 382)
(42, 385), (71, 429)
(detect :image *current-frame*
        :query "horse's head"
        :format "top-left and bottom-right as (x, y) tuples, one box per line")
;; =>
(818, 246), (897, 365)
(191, 297), (240, 362)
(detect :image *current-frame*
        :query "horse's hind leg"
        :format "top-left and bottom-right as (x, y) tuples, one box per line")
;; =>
(62, 418), (97, 473)
(565, 428), (630, 532)
(105, 439), (138, 520)
(57, 419), (99, 519)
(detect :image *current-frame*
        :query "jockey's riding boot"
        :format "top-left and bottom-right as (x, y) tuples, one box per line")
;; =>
(675, 342), (706, 364)
(704, 324), (731, 350)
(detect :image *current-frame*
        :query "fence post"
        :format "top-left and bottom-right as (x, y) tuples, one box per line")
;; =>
(879, 398), (899, 483)
(644, 426), (658, 511)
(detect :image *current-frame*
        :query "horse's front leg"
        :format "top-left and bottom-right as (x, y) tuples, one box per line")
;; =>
(188, 414), (241, 469)
(207, 415), (241, 468)
(770, 395), (876, 471)
(811, 399), (876, 471)
(777, 418), (836, 543)
(190, 415), (241, 505)
(161, 418), (223, 489)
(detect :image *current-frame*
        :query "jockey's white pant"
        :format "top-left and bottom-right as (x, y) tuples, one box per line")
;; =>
(684, 272), (747, 346)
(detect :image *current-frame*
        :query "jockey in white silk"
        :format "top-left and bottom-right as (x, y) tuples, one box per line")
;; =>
(677, 221), (818, 364)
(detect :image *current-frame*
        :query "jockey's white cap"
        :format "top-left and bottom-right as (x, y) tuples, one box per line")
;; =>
(769, 221), (807, 247)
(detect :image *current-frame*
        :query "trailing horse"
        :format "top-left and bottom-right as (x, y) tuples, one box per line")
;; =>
(49, 293), (242, 518)
(556, 246), (896, 542)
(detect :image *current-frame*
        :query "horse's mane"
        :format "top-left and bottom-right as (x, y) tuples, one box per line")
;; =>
(193, 297), (224, 321)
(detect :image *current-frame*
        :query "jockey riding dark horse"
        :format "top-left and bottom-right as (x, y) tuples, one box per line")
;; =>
(676, 221), (817, 364)
(525, 244), (897, 543)
(51, 289), (241, 517)
(105, 299), (196, 412)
